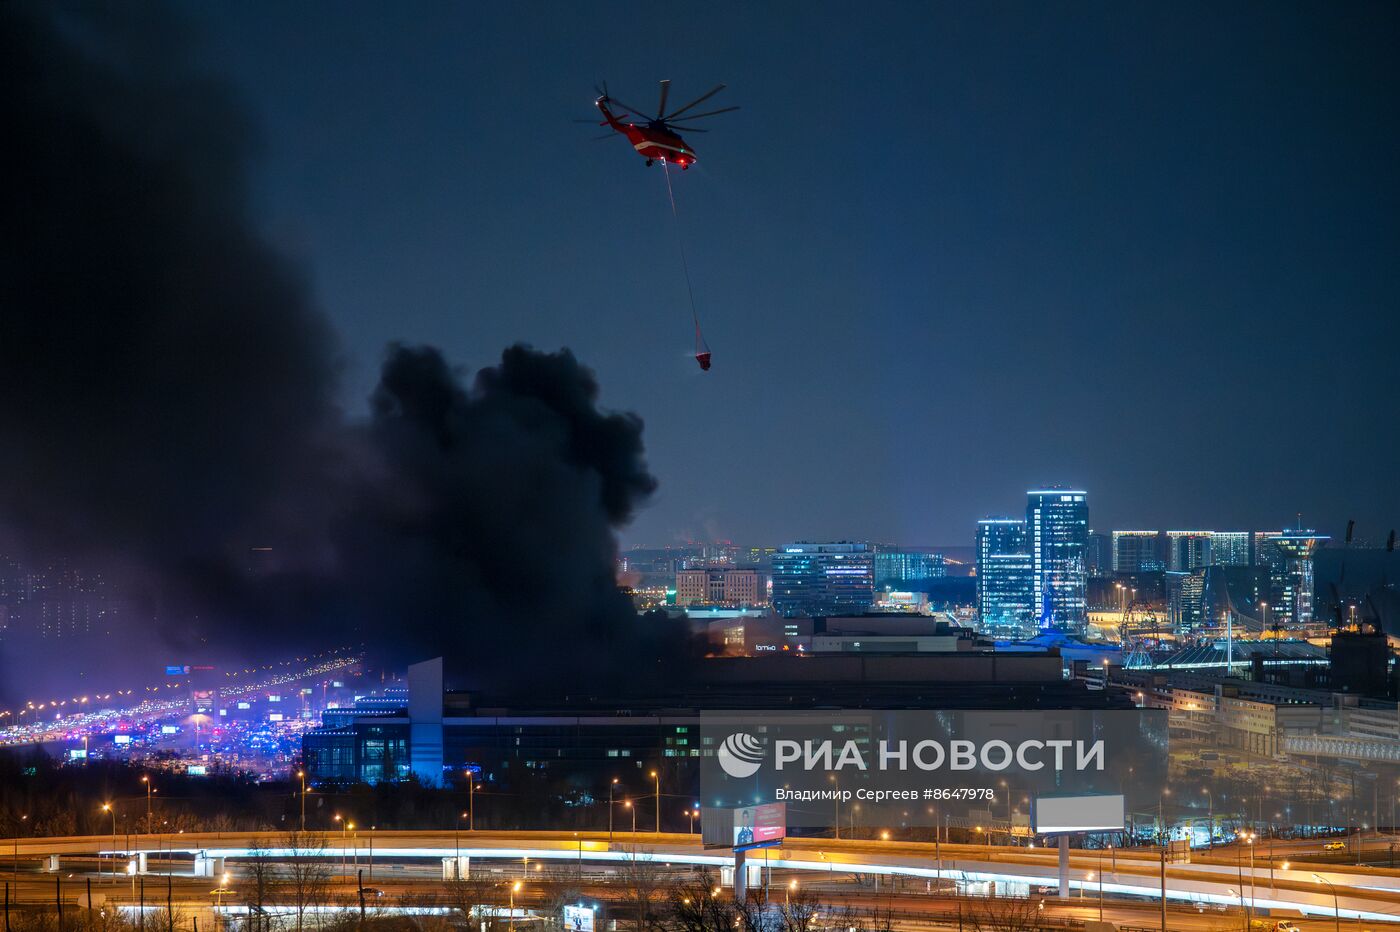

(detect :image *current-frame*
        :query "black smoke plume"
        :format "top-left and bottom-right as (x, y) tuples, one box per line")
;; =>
(0, 3), (685, 701)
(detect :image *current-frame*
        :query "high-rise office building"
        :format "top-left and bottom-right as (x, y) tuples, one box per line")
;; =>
(1271, 529), (1329, 628)
(1026, 490), (1088, 631)
(1251, 531), (1285, 570)
(1085, 532), (1111, 578)
(1165, 570), (1206, 635)
(770, 542), (874, 617)
(976, 519), (1032, 631)
(1209, 532), (1251, 567)
(1112, 531), (1166, 573)
(1167, 531), (1213, 572)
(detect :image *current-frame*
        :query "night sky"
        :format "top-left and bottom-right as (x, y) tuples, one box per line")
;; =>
(187, 1), (1399, 548)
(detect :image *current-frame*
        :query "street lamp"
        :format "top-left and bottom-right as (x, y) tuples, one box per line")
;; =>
(624, 800), (637, 836)
(455, 811), (469, 879)
(296, 770), (307, 832)
(1236, 830), (1256, 922)
(609, 778), (619, 843)
(1313, 874), (1340, 932)
(13, 814), (28, 875)
(141, 775), (154, 833)
(1202, 788), (1214, 848)
(466, 770), (476, 832)
(650, 769), (660, 833)
(101, 803), (117, 882)
(686, 808), (699, 834)
(509, 880), (522, 932)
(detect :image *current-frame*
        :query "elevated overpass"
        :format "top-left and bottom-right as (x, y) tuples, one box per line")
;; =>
(7, 830), (1400, 923)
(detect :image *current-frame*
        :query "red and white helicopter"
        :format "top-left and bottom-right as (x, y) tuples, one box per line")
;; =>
(589, 80), (738, 169)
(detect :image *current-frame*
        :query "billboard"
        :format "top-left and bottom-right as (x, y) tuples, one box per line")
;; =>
(733, 803), (786, 850)
(562, 906), (595, 932)
(1031, 794), (1125, 833)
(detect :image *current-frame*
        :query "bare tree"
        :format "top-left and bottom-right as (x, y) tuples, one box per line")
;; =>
(616, 849), (667, 932)
(245, 847), (279, 932)
(669, 870), (739, 932)
(964, 895), (1043, 932)
(776, 888), (822, 932)
(283, 830), (333, 932)
(443, 876), (499, 930)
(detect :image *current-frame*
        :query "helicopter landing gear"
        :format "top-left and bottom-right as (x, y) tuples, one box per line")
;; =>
(645, 159), (654, 167)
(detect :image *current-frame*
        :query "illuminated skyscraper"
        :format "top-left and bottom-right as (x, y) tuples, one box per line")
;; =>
(976, 519), (1032, 632)
(1167, 531), (1213, 571)
(1026, 489), (1088, 631)
(1271, 529), (1329, 628)
(1209, 532), (1251, 566)
(770, 542), (874, 617)
(1112, 531), (1165, 573)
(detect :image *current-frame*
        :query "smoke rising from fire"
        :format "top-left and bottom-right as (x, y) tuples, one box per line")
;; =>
(0, 2), (685, 700)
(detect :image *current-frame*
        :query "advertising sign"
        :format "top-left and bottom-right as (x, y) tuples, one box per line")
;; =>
(733, 802), (786, 850)
(1032, 794), (1126, 833)
(563, 905), (595, 932)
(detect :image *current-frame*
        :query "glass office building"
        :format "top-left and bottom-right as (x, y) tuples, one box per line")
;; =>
(976, 519), (1033, 633)
(1209, 531), (1251, 567)
(1112, 531), (1165, 573)
(874, 548), (946, 586)
(771, 542), (875, 617)
(1026, 490), (1089, 631)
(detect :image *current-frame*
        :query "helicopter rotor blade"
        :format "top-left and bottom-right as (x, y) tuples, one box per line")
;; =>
(666, 125), (709, 133)
(669, 105), (740, 121)
(657, 79), (671, 121)
(663, 84), (726, 120)
(607, 97), (656, 122)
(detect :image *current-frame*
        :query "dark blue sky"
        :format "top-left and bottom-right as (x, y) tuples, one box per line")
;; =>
(187, 1), (1399, 548)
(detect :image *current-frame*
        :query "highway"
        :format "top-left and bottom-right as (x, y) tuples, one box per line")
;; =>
(5, 830), (1400, 926)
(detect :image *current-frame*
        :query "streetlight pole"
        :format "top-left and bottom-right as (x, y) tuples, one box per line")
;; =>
(650, 770), (660, 834)
(509, 881), (522, 932)
(609, 778), (618, 844)
(297, 770), (306, 832)
(455, 811), (468, 879)
(468, 771), (476, 831)
(1313, 874), (1340, 932)
(15, 814), (28, 875)
(1097, 848), (1104, 920)
(141, 776), (153, 832)
(101, 804), (117, 883)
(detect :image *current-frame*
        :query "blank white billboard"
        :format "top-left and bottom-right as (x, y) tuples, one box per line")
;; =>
(1032, 794), (1125, 833)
